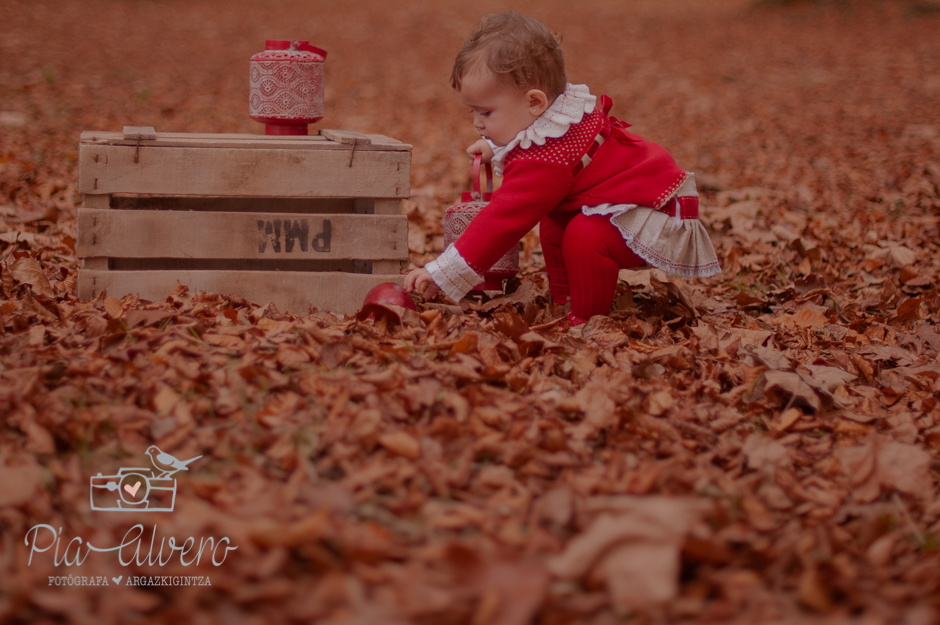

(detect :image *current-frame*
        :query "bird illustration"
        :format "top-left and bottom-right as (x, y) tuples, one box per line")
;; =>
(146, 446), (202, 478)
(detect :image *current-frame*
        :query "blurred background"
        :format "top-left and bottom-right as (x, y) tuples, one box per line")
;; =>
(1, 0), (938, 220)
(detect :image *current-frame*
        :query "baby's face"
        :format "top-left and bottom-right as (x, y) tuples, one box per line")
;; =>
(457, 71), (541, 147)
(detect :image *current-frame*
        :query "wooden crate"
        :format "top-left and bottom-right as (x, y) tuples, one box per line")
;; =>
(77, 127), (411, 314)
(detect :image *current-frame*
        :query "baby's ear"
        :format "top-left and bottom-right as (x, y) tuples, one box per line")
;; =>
(526, 89), (549, 116)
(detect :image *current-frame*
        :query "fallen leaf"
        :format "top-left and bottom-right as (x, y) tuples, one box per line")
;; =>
(790, 308), (828, 328)
(549, 497), (709, 612)
(763, 370), (821, 412)
(0, 465), (43, 507)
(103, 296), (123, 319)
(835, 435), (934, 502)
(9, 257), (54, 299)
(378, 431), (421, 459)
(742, 434), (791, 472)
(646, 390), (674, 416)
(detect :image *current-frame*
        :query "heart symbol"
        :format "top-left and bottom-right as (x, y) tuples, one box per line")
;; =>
(112, 576), (123, 585)
(123, 482), (141, 497)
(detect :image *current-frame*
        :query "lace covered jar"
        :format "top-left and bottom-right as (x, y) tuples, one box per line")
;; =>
(443, 156), (519, 291)
(249, 40), (327, 135)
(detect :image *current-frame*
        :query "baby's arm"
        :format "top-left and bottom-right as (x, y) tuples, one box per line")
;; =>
(404, 140), (493, 301)
(466, 139), (494, 163)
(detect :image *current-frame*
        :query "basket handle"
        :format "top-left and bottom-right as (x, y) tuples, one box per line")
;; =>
(471, 154), (494, 201)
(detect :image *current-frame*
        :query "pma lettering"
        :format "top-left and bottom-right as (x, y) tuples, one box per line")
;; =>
(258, 218), (331, 253)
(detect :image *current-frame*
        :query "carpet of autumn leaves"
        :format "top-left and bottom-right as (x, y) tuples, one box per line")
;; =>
(2, 0), (940, 623)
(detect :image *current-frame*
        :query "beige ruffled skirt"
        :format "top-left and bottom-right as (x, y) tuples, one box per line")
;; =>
(581, 174), (721, 279)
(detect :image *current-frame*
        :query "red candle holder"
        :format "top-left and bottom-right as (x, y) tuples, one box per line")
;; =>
(249, 40), (327, 135)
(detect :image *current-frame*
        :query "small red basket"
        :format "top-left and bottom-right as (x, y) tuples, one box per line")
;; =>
(443, 155), (519, 291)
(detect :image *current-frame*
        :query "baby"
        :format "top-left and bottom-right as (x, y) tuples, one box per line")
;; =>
(405, 11), (720, 325)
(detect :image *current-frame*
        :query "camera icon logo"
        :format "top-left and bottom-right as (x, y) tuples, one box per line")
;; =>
(90, 447), (201, 513)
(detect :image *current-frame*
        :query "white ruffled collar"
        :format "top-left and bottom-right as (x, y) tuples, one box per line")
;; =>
(490, 83), (596, 175)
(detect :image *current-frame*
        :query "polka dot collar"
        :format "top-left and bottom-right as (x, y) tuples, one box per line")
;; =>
(491, 83), (597, 174)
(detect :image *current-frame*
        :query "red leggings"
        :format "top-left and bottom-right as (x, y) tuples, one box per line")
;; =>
(540, 212), (646, 323)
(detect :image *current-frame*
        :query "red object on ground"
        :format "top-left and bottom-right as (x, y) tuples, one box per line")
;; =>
(444, 155), (519, 291)
(356, 283), (416, 324)
(249, 40), (327, 135)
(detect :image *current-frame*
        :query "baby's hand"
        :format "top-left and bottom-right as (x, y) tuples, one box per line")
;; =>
(466, 139), (494, 163)
(404, 268), (441, 300)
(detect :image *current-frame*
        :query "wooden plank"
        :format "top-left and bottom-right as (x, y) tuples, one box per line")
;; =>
(353, 199), (373, 214)
(78, 143), (411, 198)
(319, 129), (372, 167)
(77, 270), (404, 315)
(84, 130), (327, 143)
(110, 196), (357, 214)
(365, 134), (404, 147)
(374, 199), (402, 215)
(110, 258), (367, 272)
(82, 193), (111, 209)
(123, 126), (156, 140)
(78, 209), (408, 261)
(83, 257), (109, 269)
(372, 260), (404, 275)
(350, 199), (401, 215)
(79, 131), (410, 152)
(319, 129), (371, 145)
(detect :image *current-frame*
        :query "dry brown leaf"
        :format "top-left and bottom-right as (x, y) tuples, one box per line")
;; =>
(864, 243), (917, 267)
(203, 333), (247, 350)
(802, 365), (857, 392)
(9, 257), (54, 299)
(378, 431), (421, 459)
(852, 353), (875, 384)
(835, 435), (934, 502)
(276, 343), (311, 367)
(472, 559), (548, 625)
(742, 434), (791, 472)
(0, 465), (44, 507)
(103, 296), (123, 319)
(599, 542), (680, 613)
(799, 566), (834, 612)
(550, 497), (708, 577)
(152, 385), (179, 414)
(790, 308), (828, 328)
(762, 370), (822, 412)
(770, 407), (803, 432)
(549, 497), (708, 612)
(646, 390), (674, 416)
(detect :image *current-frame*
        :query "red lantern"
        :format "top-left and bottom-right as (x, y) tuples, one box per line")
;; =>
(249, 40), (327, 135)
(444, 156), (519, 291)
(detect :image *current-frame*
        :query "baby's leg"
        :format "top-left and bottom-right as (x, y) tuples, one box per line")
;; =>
(539, 213), (577, 306)
(562, 213), (645, 323)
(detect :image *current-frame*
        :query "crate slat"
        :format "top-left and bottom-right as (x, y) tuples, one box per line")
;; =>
(107, 258), (373, 272)
(79, 144), (410, 198)
(105, 196), (364, 214)
(77, 209), (407, 261)
(77, 270), (403, 315)
(123, 126), (157, 140)
(79, 130), (409, 151)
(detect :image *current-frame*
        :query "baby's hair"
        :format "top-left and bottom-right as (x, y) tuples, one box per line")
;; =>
(452, 11), (566, 99)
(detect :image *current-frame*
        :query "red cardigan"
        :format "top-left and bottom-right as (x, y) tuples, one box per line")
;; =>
(454, 98), (687, 276)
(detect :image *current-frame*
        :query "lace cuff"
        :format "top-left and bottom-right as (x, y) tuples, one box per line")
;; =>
(425, 245), (483, 302)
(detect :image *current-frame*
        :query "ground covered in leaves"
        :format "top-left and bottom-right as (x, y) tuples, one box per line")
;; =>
(2, 0), (940, 623)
